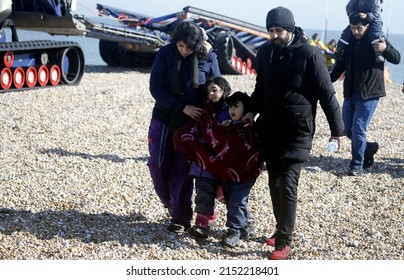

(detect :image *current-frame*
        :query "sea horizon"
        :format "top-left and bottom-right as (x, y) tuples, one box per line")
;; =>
(10, 29), (404, 84)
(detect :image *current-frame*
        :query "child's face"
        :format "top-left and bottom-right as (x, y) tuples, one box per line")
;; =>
(229, 101), (244, 121)
(207, 83), (224, 103)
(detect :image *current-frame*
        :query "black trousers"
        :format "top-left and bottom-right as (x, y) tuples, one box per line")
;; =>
(266, 158), (303, 247)
(194, 177), (218, 216)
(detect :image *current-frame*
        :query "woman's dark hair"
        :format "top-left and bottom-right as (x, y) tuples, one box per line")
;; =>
(171, 21), (204, 55)
(205, 76), (232, 99)
(225, 91), (251, 113)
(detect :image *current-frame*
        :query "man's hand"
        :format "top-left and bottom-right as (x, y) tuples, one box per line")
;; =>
(373, 38), (387, 53)
(329, 136), (344, 150)
(242, 112), (255, 125)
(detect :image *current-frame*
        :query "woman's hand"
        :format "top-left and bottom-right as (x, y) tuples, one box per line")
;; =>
(183, 105), (203, 120)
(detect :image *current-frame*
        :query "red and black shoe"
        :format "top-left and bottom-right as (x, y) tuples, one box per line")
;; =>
(269, 245), (292, 260)
(265, 230), (278, 247)
(266, 236), (276, 247)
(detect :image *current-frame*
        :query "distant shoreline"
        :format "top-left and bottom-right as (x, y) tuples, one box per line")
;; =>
(13, 29), (404, 83)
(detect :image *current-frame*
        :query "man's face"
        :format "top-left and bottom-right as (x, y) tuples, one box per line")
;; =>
(268, 27), (292, 48)
(350, 23), (369, 39)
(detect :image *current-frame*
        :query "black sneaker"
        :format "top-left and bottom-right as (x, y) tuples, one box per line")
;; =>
(348, 167), (363, 176)
(165, 207), (173, 219)
(166, 223), (190, 233)
(240, 223), (253, 239)
(189, 226), (209, 238)
(221, 228), (241, 248)
(363, 142), (379, 169)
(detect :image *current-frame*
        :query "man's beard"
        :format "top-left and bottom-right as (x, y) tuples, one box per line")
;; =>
(271, 37), (289, 49)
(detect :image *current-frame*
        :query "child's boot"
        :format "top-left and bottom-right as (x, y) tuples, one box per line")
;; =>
(189, 213), (215, 238)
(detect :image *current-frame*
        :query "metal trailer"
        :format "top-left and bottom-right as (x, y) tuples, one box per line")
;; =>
(0, 2), (271, 92)
(90, 4), (271, 75)
(0, 0), (86, 92)
(90, 4), (269, 75)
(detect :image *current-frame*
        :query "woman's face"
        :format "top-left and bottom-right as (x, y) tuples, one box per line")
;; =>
(176, 40), (193, 57)
(206, 82), (224, 103)
(229, 101), (244, 121)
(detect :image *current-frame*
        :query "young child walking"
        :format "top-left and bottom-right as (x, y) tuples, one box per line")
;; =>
(174, 78), (262, 247)
(179, 76), (232, 239)
(336, 0), (385, 63)
(218, 91), (262, 247)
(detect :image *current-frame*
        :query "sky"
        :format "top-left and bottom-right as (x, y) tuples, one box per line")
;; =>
(75, 0), (403, 35)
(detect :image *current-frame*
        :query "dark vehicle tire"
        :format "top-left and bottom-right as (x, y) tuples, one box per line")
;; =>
(214, 31), (241, 75)
(57, 46), (84, 85)
(99, 40), (156, 68)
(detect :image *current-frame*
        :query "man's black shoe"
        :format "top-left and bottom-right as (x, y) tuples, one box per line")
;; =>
(348, 167), (364, 176)
(240, 222), (253, 239)
(363, 142), (379, 169)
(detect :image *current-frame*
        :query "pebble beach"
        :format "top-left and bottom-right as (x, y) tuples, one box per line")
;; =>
(0, 65), (403, 260)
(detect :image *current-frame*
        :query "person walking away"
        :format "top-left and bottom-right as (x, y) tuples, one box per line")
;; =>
(148, 21), (220, 233)
(335, 0), (385, 63)
(244, 6), (345, 260)
(330, 13), (400, 176)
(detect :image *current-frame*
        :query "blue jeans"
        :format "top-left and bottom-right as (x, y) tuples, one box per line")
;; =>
(342, 91), (379, 169)
(221, 179), (255, 229)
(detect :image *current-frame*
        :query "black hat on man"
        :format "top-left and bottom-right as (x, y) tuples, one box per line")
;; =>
(266, 6), (295, 32)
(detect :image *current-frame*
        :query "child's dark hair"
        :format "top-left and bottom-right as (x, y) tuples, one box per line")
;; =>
(225, 91), (251, 113)
(205, 76), (232, 99)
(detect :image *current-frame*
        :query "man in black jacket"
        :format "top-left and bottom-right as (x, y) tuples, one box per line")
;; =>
(330, 13), (401, 176)
(245, 6), (345, 260)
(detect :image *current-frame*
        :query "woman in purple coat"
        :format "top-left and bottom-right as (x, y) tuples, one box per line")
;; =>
(148, 21), (220, 233)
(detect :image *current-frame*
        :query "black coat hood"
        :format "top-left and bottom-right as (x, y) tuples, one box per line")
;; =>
(250, 26), (344, 162)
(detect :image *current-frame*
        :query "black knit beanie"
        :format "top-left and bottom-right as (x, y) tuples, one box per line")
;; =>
(266, 6), (295, 32)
